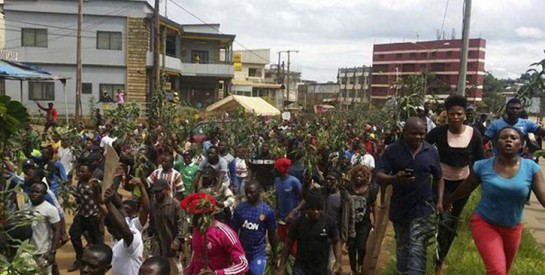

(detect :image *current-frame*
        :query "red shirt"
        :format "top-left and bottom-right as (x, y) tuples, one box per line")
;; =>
(186, 221), (248, 275)
(50, 108), (58, 122)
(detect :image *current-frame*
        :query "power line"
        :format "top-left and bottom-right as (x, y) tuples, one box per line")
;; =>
(167, 0), (272, 64)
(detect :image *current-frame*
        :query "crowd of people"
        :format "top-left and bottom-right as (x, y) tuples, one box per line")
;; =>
(1, 95), (545, 275)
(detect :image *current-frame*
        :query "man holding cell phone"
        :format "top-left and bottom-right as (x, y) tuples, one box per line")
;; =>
(376, 117), (444, 275)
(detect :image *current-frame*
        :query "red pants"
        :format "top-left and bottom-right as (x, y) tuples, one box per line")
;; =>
(471, 213), (523, 275)
(277, 223), (297, 256)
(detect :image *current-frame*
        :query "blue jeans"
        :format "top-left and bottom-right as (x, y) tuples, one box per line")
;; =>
(393, 213), (435, 275)
(248, 255), (266, 275)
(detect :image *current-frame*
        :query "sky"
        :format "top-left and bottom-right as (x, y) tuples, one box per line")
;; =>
(154, 0), (545, 83)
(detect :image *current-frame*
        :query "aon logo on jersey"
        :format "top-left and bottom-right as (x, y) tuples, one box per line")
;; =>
(242, 220), (259, 230)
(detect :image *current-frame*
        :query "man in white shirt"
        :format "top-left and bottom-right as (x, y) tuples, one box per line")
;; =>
(350, 148), (375, 170)
(103, 187), (144, 275)
(99, 129), (117, 154)
(24, 182), (61, 275)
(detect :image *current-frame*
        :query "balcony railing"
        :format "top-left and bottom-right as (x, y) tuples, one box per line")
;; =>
(146, 52), (234, 78)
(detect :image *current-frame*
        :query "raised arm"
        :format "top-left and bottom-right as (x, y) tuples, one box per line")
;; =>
(104, 187), (133, 246)
(132, 177), (150, 227)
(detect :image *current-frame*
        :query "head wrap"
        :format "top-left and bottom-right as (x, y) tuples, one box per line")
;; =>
(274, 157), (292, 174)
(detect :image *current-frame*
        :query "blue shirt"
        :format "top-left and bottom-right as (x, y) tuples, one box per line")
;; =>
(376, 140), (442, 223)
(232, 200), (276, 259)
(474, 157), (539, 227)
(45, 161), (67, 196)
(484, 118), (539, 139)
(275, 175), (302, 221)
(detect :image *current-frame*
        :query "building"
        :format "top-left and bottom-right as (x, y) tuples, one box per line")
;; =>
(337, 66), (372, 106)
(371, 39), (486, 105)
(2, 0), (235, 115)
(297, 82), (340, 109)
(231, 49), (284, 109)
(159, 22), (235, 108)
(265, 65), (301, 103)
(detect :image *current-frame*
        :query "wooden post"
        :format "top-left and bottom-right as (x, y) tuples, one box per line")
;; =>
(364, 185), (393, 274)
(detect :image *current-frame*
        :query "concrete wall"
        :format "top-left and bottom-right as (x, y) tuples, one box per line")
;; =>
(4, 12), (128, 66)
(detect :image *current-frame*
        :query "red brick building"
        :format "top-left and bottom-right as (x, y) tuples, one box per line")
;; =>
(371, 38), (486, 105)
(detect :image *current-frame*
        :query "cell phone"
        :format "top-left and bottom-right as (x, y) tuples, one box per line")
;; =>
(404, 168), (415, 176)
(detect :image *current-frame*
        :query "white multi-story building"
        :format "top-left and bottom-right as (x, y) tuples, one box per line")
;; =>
(337, 66), (372, 105)
(2, 0), (235, 116)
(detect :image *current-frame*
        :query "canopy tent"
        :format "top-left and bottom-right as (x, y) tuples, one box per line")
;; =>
(0, 59), (69, 123)
(206, 95), (281, 116)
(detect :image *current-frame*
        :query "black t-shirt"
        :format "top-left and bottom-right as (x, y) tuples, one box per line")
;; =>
(289, 213), (339, 275)
(348, 184), (378, 225)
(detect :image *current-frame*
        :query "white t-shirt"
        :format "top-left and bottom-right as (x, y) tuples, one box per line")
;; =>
(351, 153), (375, 169)
(23, 201), (60, 255)
(111, 218), (144, 275)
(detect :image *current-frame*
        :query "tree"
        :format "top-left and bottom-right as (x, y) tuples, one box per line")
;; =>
(482, 72), (506, 114)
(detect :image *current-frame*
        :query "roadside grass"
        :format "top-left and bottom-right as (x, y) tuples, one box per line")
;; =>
(383, 188), (545, 274)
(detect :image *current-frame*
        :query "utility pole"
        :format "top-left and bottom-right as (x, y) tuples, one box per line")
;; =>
(457, 0), (472, 96)
(277, 52), (282, 84)
(153, 0), (160, 92)
(75, 0), (83, 123)
(162, 0), (167, 73)
(284, 50), (298, 103)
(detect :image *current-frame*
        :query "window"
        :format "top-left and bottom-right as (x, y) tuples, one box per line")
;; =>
(446, 51), (453, 57)
(396, 53), (402, 58)
(248, 68), (262, 78)
(410, 52), (416, 57)
(82, 83), (92, 94)
(29, 82), (55, 100)
(349, 77), (355, 85)
(192, 50), (209, 64)
(99, 84), (125, 98)
(378, 54), (384, 59)
(97, 31), (122, 50)
(22, 28), (48, 47)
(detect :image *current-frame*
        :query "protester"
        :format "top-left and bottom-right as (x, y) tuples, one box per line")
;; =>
(174, 150), (199, 198)
(148, 179), (185, 275)
(68, 163), (104, 272)
(36, 101), (58, 135)
(425, 95), (485, 272)
(116, 89), (126, 105)
(234, 145), (249, 195)
(183, 192), (249, 275)
(102, 187), (144, 275)
(376, 117), (444, 274)
(483, 98), (545, 147)
(444, 126), (545, 275)
(192, 145), (230, 192)
(24, 181), (61, 275)
(139, 256), (171, 275)
(147, 154), (183, 199)
(277, 189), (342, 275)
(347, 166), (377, 275)
(232, 182), (278, 275)
(80, 244), (113, 275)
(249, 142), (276, 191)
(218, 141), (238, 191)
(40, 145), (68, 196)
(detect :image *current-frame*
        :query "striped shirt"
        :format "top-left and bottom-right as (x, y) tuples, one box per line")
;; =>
(186, 221), (249, 275)
(147, 168), (183, 196)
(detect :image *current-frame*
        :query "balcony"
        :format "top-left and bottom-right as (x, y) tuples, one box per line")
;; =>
(147, 52), (234, 78)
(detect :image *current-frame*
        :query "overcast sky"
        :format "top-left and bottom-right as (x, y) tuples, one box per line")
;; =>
(156, 0), (545, 82)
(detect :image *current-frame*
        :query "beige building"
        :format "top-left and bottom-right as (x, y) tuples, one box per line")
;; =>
(231, 49), (284, 109)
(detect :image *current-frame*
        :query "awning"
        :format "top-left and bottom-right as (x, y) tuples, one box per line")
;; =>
(0, 60), (68, 81)
(206, 95), (281, 116)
